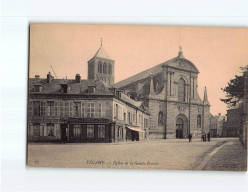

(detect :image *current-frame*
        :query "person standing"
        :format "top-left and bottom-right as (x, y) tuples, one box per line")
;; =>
(188, 133), (192, 143)
(207, 132), (211, 142)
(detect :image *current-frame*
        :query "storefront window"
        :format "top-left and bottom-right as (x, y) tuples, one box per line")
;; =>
(98, 125), (105, 138)
(73, 125), (81, 138)
(87, 125), (94, 138)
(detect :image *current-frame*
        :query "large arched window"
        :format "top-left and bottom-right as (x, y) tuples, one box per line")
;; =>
(158, 111), (163, 125)
(197, 115), (201, 128)
(178, 78), (185, 102)
(108, 63), (112, 75)
(98, 61), (102, 73)
(103, 62), (107, 74)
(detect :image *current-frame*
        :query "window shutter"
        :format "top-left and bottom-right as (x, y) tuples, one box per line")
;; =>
(69, 101), (74, 117)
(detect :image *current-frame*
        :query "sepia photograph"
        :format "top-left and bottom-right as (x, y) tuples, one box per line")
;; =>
(27, 23), (247, 171)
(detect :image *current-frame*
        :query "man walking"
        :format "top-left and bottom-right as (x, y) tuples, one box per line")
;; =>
(188, 133), (192, 143)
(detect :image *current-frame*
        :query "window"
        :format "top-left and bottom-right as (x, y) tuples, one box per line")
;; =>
(40, 101), (46, 116)
(87, 102), (95, 118)
(98, 125), (105, 138)
(158, 111), (163, 125)
(73, 125), (81, 138)
(47, 101), (54, 116)
(197, 115), (201, 128)
(124, 113), (126, 123)
(144, 118), (148, 128)
(74, 102), (81, 117)
(87, 125), (94, 138)
(115, 104), (119, 119)
(54, 101), (59, 117)
(139, 115), (142, 126)
(33, 101), (40, 116)
(103, 62), (107, 74)
(98, 61), (102, 73)
(60, 101), (69, 117)
(98, 102), (106, 118)
(81, 102), (85, 117)
(108, 63), (112, 75)
(128, 112), (131, 124)
(33, 124), (40, 136)
(47, 124), (54, 137)
(178, 78), (185, 102)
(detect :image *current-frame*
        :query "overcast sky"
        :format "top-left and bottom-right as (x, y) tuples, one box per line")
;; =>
(29, 24), (248, 115)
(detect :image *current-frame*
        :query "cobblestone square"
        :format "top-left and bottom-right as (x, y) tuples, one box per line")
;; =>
(27, 137), (247, 171)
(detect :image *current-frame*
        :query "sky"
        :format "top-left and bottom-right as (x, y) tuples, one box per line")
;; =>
(29, 24), (248, 115)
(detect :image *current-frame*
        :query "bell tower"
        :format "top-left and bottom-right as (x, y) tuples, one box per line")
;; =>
(87, 39), (115, 86)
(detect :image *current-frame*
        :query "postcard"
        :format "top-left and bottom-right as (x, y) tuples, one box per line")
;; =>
(27, 24), (247, 171)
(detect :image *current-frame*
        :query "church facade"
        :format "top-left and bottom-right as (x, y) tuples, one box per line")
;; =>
(114, 48), (211, 139)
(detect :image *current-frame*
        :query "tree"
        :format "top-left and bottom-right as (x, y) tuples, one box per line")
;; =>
(221, 66), (248, 106)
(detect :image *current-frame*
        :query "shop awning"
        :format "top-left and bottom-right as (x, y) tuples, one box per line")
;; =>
(126, 126), (145, 132)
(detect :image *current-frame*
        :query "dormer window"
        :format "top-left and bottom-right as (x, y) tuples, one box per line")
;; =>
(60, 84), (70, 93)
(88, 85), (96, 93)
(34, 84), (43, 92)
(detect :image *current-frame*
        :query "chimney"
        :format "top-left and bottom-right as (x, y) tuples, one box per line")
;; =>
(47, 72), (53, 83)
(35, 75), (40, 79)
(75, 73), (81, 83)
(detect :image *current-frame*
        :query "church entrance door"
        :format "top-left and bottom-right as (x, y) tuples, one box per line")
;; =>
(176, 118), (184, 138)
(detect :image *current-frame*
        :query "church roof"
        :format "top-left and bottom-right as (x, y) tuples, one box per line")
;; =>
(92, 46), (111, 60)
(114, 51), (199, 89)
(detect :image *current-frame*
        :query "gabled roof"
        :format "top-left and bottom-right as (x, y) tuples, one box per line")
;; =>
(114, 53), (199, 89)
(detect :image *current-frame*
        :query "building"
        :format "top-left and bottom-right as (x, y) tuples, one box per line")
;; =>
(223, 104), (241, 137)
(27, 45), (149, 143)
(114, 47), (211, 139)
(210, 113), (226, 137)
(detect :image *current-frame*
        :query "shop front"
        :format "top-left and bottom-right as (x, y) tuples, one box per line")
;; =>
(68, 118), (111, 143)
(126, 125), (145, 141)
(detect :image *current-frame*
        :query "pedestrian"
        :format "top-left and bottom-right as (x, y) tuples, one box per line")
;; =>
(207, 132), (210, 142)
(201, 133), (204, 142)
(204, 133), (207, 142)
(188, 133), (192, 142)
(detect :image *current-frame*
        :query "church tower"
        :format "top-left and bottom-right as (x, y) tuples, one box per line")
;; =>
(87, 39), (115, 86)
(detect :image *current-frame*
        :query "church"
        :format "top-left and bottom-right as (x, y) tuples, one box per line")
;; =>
(114, 47), (211, 139)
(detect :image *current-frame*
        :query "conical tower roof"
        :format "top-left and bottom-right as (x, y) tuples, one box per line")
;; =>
(203, 86), (209, 105)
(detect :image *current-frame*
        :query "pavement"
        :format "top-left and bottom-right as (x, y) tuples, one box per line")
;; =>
(27, 137), (247, 171)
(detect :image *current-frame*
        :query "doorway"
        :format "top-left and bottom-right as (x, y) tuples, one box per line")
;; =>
(60, 124), (67, 142)
(176, 118), (183, 138)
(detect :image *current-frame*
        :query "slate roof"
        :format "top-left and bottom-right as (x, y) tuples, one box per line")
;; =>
(92, 46), (111, 60)
(114, 53), (199, 89)
(29, 77), (148, 113)
(29, 78), (114, 96)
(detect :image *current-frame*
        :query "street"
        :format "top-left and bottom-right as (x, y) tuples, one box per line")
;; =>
(27, 138), (247, 171)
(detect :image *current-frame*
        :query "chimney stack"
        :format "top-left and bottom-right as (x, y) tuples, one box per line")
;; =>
(47, 72), (53, 83)
(75, 73), (81, 83)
